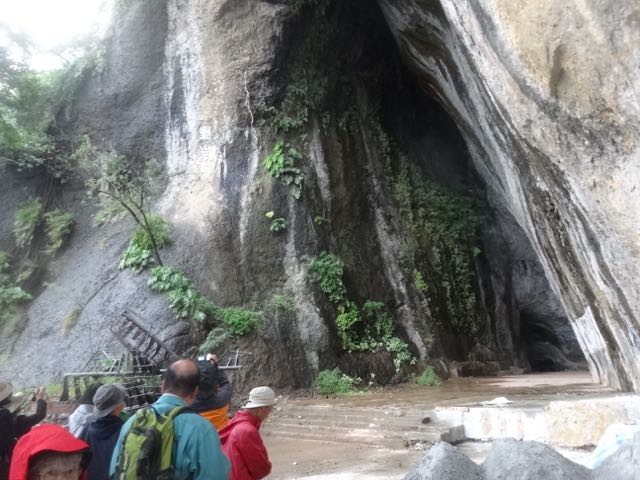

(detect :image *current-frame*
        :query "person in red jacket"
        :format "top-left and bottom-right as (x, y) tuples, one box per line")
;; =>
(9, 424), (90, 480)
(219, 386), (276, 480)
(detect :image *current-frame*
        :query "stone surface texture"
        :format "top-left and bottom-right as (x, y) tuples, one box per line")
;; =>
(379, 0), (640, 390)
(594, 432), (640, 480)
(481, 439), (593, 479)
(406, 439), (597, 480)
(1, 0), (638, 393)
(403, 441), (484, 480)
(546, 396), (640, 447)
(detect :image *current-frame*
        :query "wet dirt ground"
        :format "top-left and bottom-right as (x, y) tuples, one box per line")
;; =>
(28, 371), (611, 479)
(264, 372), (610, 479)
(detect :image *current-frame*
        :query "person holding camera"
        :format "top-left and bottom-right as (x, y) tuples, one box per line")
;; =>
(0, 380), (48, 480)
(192, 353), (233, 430)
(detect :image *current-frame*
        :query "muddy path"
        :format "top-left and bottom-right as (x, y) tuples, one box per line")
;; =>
(263, 372), (611, 479)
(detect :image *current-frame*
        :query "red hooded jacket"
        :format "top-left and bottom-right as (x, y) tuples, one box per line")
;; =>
(218, 411), (271, 480)
(9, 424), (89, 480)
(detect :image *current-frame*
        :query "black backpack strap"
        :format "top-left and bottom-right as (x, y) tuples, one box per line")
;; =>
(166, 406), (194, 420)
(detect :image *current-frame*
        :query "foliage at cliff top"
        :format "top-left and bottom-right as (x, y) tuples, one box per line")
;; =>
(0, 27), (104, 183)
(0, 44), (55, 175)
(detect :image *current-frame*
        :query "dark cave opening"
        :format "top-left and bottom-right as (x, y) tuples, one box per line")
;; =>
(521, 310), (587, 372)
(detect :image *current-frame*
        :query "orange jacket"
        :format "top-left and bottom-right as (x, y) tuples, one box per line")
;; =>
(219, 411), (271, 480)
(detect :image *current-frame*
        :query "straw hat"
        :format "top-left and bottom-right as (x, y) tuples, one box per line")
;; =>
(243, 386), (276, 409)
(0, 379), (27, 413)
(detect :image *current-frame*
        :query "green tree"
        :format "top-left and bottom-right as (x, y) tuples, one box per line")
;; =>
(76, 136), (166, 266)
(0, 38), (53, 174)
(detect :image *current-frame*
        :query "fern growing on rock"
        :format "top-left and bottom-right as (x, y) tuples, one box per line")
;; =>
(263, 140), (303, 199)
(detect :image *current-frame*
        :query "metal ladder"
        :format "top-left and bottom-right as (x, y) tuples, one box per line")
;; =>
(109, 309), (180, 367)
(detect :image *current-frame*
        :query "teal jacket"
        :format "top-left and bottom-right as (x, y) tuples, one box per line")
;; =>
(109, 394), (230, 480)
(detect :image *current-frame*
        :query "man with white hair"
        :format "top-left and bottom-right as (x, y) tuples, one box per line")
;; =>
(219, 386), (276, 480)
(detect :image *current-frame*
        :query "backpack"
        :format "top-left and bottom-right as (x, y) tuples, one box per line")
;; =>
(113, 406), (188, 480)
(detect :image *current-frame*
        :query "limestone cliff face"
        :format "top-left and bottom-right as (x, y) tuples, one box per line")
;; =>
(2, 0), (637, 392)
(379, 0), (640, 390)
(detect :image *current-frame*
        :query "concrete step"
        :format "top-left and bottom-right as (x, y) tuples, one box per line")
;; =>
(272, 417), (438, 433)
(280, 405), (431, 419)
(275, 413), (432, 429)
(264, 403), (465, 449)
(262, 424), (463, 449)
(275, 406), (431, 425)
(267, 418), (446, 435)
(263, 427), (396, 448)
(278, 409), (431, 422)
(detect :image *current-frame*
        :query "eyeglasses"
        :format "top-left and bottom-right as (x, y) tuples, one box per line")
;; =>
(30, 467), (80, 479)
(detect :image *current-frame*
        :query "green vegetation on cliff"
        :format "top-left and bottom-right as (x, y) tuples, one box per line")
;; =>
(13, 198), (44, 249)
(393, 161), (483, 336)
(77, 135), (167, 267)
(148, 266), (216, 323)
(43, 210), (75, 254)
(14, 199), (74, 256)
(309, 252), (414, 371)
(0, 29), (103, 184)
(309, 252), (347, 306)
(314, 368), (359, 396)
(148, 266), (263, 343)
(119, 215), (173, 273)
(263, 140), (303, 199)
(0, 29), (104, 335)
(0, 251), (32, 332)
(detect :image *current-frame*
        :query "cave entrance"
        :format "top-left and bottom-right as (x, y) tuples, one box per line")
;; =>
(380, 51), (588, 374)
(329, 0), (590, 378)
(520, 309), (587, 372)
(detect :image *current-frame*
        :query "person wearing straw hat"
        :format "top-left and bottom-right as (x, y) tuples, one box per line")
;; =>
(219, 386), (276, 480)
(0, 380), (48, 480)
(79, 384), (127, 480)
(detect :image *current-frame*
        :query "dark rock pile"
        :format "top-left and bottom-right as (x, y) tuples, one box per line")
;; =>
(405, 436), (640, 480)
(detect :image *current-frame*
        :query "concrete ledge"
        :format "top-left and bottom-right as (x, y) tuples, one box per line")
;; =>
(546, 395), (640, 447)
(434, 395), (640, 447)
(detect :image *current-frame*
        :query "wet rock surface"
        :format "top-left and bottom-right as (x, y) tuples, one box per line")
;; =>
(379, 0), (640, 390)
